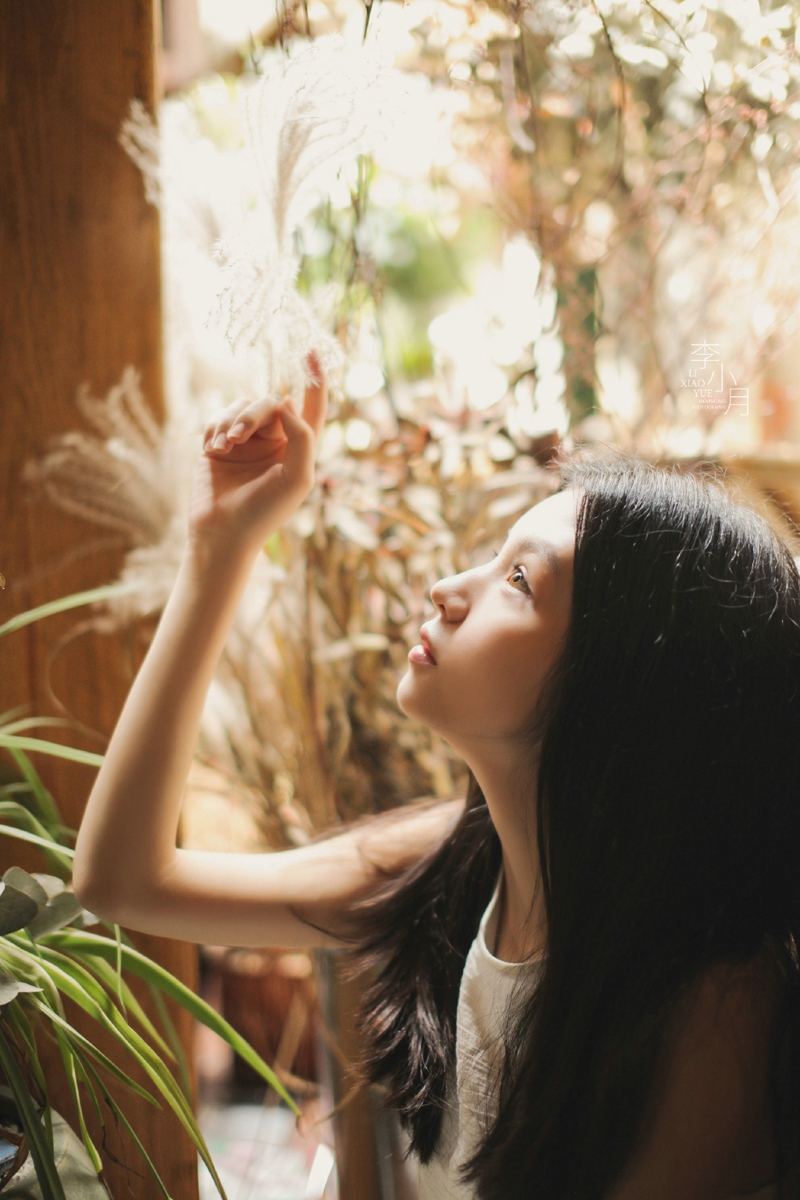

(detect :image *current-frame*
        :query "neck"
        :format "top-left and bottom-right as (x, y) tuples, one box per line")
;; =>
(468, 757), (547, 962)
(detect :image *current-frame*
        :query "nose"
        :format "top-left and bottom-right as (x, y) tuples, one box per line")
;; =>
(429, 572), (470, 622)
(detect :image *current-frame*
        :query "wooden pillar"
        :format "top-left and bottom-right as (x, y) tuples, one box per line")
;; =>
(0, 4), (199, 1198)
(314, 953), (385, 1200)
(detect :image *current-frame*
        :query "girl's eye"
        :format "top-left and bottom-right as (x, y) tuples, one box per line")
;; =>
(491, 547), (529, 593)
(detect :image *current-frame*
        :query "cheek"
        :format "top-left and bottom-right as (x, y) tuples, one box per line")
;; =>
(451, 625), (546, 712)
(396, 602), (569, 731)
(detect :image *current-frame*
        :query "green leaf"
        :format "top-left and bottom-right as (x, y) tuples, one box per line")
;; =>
(69, 1047), (105, 1131)
(0, 806), (73, 877)
(30, 875), (66, 901)
(0, 705), (33, 728)
(0, 1023), (66, 1200)
(51, 1024), (103, 1175)
(0, 717), (85, 738)
(4, 1001), (50, 1104)
(0, 736), (103, 769)
(3, 749), (61, 830)
(114, 925), (126, 1018)
(21, 944), (231, 1197)
(4, 868), (49, 909)
(147, 985), (190, 1098)
(0, 971), (41, 1005)
(67, 956), (174, 1063)
(26, 892), (85, 940)
(27, 998), (159, 1106)
(0, 885), (41, 936)
(0, 941), (64, 1012)
(44, 930), (298, 1110)
(107, 1019), (228, 1199)
(78, 1056), (174, 1200)
(37, 947), (228, 1198)
(0, 582), (144, 640)
(0, 826), (75, 859)
(2, 942), (160, 1106)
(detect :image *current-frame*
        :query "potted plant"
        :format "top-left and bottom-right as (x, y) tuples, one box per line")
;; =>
(0, 579), (298, 1200)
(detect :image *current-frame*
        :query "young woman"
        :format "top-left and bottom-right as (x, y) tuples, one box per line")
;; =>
(73, 354), (800, 1200)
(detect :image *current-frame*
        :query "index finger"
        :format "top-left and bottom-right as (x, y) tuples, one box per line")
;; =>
(301, 350), (328, 440)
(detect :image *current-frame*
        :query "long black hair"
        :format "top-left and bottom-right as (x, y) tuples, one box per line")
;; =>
(333, 447), (800, 1199)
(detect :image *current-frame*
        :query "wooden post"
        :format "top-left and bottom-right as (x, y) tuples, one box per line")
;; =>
(314, 953), (383, 1200)
(0, 4), (199, 1197)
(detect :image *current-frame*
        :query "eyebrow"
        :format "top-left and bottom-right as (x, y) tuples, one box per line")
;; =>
(502, 533), (561, 574)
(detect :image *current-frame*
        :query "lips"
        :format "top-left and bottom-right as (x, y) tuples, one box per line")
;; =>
(419, 627), (437, 664)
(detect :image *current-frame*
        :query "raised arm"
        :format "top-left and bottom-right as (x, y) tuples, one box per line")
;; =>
(73, 356), (463, 947)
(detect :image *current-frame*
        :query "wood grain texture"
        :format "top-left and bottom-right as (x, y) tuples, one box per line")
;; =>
(0, 4), (200, 1197)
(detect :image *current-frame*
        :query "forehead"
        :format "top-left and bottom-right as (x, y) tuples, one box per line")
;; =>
(508, 489), (580, 561)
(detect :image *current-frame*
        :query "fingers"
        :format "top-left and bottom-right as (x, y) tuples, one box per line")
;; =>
(202, 352), (327, 456)
(203, 396), (281, 455)
(301, 350), (328, 440)
(274, 398), (315, 491)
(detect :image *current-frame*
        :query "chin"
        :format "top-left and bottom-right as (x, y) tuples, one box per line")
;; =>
(397, 687), (444, 740)
(396, 673), (412, 715)
(396, 672), (425, 720)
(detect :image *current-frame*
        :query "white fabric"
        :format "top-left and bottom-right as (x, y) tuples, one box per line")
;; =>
(417, 866), (544, 1200)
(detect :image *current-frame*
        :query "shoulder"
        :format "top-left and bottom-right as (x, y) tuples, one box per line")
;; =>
(607, 946), (783, 1200)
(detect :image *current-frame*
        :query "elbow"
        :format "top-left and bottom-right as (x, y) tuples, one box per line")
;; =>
(72, 853), (171, 929)
(72, 850), (141, 926)
(72, 868), (124, 925)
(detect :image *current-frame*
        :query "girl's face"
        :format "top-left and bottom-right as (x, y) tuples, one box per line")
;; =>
(397, 488), (579, 762)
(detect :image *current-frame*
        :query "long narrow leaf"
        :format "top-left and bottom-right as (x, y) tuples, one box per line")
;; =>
(0, 800), (61, 842)
(0, 941), (66, 1015)
(67, 1045), (105, 1130)
(78, 1055), (174, 1200)
(0, 1023), (66, 1200)
(0, 803), (74, 876)
(51, 1024), (103, 1175)
(0, 718), (85, 737)
(147, 984), (191, 1099)
(0, 582), (144, 640)
(17, 945), (227, 1195)
(3, 749), (61, 829)
(75, 956), (174, 1063)
(5, 1001), (49, 1103)
(27, 998), (159, 1105)
(101, 1006), (227, 1197)
(0, 827), (75, 858)
(3, 1001), (54, 1158)
(88, 999), (227, 1197)
(31, 946), (114, 1015)
(0, 737), (103, 769)
(0, 705), (32, 727)
(46, 931), (298, 1111)
(113, 925), (126, 1018)
(3, 942), (164, 1106)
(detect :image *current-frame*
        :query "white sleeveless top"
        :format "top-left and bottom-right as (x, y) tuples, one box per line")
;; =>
(417, 866), (544, 1200)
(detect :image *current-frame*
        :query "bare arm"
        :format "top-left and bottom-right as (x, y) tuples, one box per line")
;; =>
(73, 357), (462, 947)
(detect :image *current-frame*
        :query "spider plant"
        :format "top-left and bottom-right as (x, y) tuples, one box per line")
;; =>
(0, 581), (298, 1200)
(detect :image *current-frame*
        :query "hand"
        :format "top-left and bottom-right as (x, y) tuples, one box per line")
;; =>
(188, 351), (327, 557)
